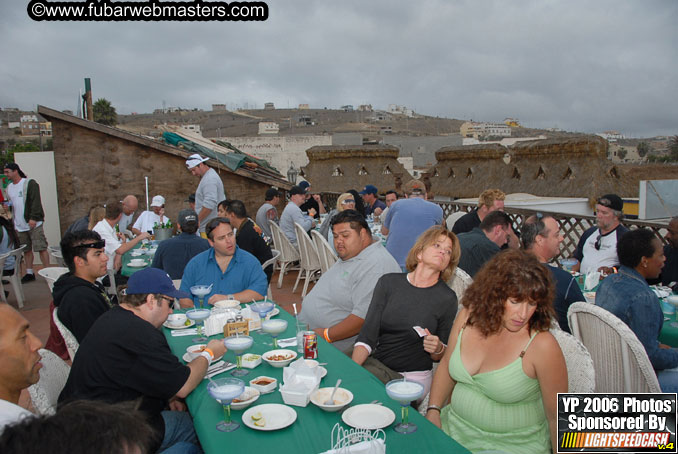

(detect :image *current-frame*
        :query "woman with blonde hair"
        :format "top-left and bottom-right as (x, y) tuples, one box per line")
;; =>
(426, 249), (567, 454)
(87, 206), (106, 231)
(352, 226), (460, 396)
(319, 192), (356, 241)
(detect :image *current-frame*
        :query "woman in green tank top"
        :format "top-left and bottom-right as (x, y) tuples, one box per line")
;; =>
(425, 249), (567, 454)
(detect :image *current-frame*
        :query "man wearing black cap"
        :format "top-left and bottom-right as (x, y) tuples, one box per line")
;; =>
(3, 163), (49, 282)
(59, 268), (227, 453)
(359, 185), (386, 217)
(151, 209), (209, 279)
(256, 188), (281, 240)
(298, 180), (325, 220)
(280, 185), (316, 247)
(573, 194), (629, 274)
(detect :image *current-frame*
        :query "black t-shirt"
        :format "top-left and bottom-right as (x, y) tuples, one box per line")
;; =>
(59, 306), (190, 446)
(236, 218), (274, 282)
(299, 197), (320, 219)
(452, 209), (480, 235)
(356, 273), (457, 372)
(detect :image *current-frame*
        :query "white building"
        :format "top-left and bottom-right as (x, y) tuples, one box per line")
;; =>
(258, 122), (279, 135)
(597, 130), (624, 142)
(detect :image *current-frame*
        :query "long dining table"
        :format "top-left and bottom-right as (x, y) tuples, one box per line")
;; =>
(163, 301), (470, 454)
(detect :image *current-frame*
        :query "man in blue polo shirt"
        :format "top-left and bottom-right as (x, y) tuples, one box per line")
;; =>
(151, 209), (209, 280)
(179, 217), (268, 308)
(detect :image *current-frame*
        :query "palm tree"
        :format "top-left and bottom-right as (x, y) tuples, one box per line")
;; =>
(93, 98), (117, 126)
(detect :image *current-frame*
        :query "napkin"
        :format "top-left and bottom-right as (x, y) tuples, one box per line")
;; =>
(204, 311), (239, 337)
(320, 439), (386, 454)
(277, 337), (298, 348)
(652, 287), (671, 299)
(205, 361), (236, 379)
(283, 360), (322, 389)
(171, 329), (198, 337)
(584, 271), (601, 291)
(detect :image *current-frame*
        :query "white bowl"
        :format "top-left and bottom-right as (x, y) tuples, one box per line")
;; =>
(249, 376), (277, 394)
(262, 349), (297, 368)
(129, 259), (146, 265)
(231, 386), (260, 410)
(214, 299), (241, 309)
(185, 344), (207, 361)
(310, 387), (354, 412)
(166, 313), (187, 327)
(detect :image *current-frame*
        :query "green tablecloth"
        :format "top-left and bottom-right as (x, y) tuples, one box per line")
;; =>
(121, 244), (152, 277)
(576, 280), (678, 348)
(164, 303), (470, 454)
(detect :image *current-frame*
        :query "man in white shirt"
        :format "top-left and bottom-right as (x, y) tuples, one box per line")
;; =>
(186, 154), (226, 235)
(118, 194), (139, 234)
(93, 201), (150, 271)
(131, 195), (170, 236)
(2, 163), (49, 283)
(0, 303), (42, 433)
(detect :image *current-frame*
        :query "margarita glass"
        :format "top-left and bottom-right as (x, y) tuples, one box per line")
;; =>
(190, 284), (213, 308)
(251, 301), (274, 319)
(223, 335), (254, 377)
(261, 319), (288, 348)
(385, 379), (424, 434)
(207, 377), (245, 432)
(185, 308), (211, 342)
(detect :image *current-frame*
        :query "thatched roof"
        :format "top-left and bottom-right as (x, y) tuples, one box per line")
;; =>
(302, 145), (412, 194)
(428, 136), (649, 199)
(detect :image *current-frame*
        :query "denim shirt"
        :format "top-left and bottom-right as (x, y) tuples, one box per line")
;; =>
(595, 266), (678, 370)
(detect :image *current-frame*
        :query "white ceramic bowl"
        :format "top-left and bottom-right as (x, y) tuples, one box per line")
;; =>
(231, 387), (260, 410)
(166, 313), (187, 327)
(185, 344), (207, 361)
(262, 349), (297, 368)
(310, 387), (354, 412)
(249, 376), (277, 394)
(214, 299), (241, 309)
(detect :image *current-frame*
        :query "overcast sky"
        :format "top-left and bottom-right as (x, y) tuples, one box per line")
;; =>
(1, 0), (676, 137)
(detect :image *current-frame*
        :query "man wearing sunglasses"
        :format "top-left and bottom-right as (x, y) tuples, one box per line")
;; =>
(52, 230), (113, 343)
(573, 194), (628, 275)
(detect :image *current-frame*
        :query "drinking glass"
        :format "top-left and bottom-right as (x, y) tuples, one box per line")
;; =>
(385, 379), (424, 434)
(207, 377), (245, 432)
(261, 319), (288, 348)
(223, 335), (254, 377)
(186, 308), (210, 342)
(296, 322), (309, 353)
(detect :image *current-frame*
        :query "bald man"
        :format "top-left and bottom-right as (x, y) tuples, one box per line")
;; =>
(118, 195), (139, 234)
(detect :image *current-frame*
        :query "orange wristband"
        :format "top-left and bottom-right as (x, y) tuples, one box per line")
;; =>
(203, 347), (214, 358)
(323, 328), (332, 343)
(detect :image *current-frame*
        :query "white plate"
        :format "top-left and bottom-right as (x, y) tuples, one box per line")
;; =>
(182, 353), (224, 363)
(231, 387), (260, 410)
(341, 404), (395, 430)
(163, 320), (196, 330)
(127, 261), (148, 268)
(242, 404), (297, 431)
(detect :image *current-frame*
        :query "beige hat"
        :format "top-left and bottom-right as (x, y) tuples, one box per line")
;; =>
(151, 195), (165, 207)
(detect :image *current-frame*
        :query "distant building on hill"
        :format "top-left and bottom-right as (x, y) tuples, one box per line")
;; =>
(459, 121), (511, 139)
(387, 104), (414, 117)
(212, 104), (227, 111)
(357, 104), (373, 112)
(20, 114), (40, 136)
(504, 117), (522, 127)
(264, 102), (275, 110)
(597, 130), (624, 142)
(258, 122), (279, 135)
(298, 104), (310, 110)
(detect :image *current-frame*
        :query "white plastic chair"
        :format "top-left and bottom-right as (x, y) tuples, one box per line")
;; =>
(568, 302), (661, 393)
(261, 249), (281, 300)
(293, 222), (322, 297)
(446, 267), (473, 304)
(445, 211), (467, 231)
(38, 267), (70, 293)
(0, 245), (27, 308)
(550, 327), (595, 393)
(269, 221), (300, 289)
(311, 230), (337, 274)
(48, 246), (65, 267)
(27, 348), (71, 415)
(53, 307), (79, 362)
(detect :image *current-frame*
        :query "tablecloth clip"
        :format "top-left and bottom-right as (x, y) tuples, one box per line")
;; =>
(329, 423), (386, 454)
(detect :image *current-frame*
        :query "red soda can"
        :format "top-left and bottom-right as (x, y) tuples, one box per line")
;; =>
(303, 331), (318, 359)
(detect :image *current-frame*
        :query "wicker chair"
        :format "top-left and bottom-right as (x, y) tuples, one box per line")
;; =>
(261, 249), (281, 300)
(53, 307), (79, 362)
(269, 221), (300, 289)
(28, 348), (71, 415)
(550, 327), (595, 393)
(310, 230), (337, 274)
(568, 302), (661, 393)
(293, 223), (322, 297)
(446, 267), (473, 304)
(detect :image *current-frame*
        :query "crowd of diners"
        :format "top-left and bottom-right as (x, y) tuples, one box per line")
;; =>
(1, 155), (677, 454)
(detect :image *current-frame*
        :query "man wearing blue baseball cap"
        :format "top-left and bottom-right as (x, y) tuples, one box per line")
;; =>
(359, 184), (386, 217)
(60, 267), (227, 454)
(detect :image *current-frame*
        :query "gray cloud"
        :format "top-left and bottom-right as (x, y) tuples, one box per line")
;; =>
(1, 0), (676, 137)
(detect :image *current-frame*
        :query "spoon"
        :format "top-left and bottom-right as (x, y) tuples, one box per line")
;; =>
(325, 379), (342, 405)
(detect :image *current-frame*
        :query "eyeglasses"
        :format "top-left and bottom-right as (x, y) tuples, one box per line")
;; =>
(341, 199), (355, 204)
(594, 234), (602, 250)
(74, 240), (106, 250)
(158, 295), (174, 307)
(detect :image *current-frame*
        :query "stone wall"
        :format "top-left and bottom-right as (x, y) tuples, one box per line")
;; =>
(51, 119), (283, 233)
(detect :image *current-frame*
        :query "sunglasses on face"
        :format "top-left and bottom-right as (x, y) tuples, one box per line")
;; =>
(341, 199), (355, 204)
